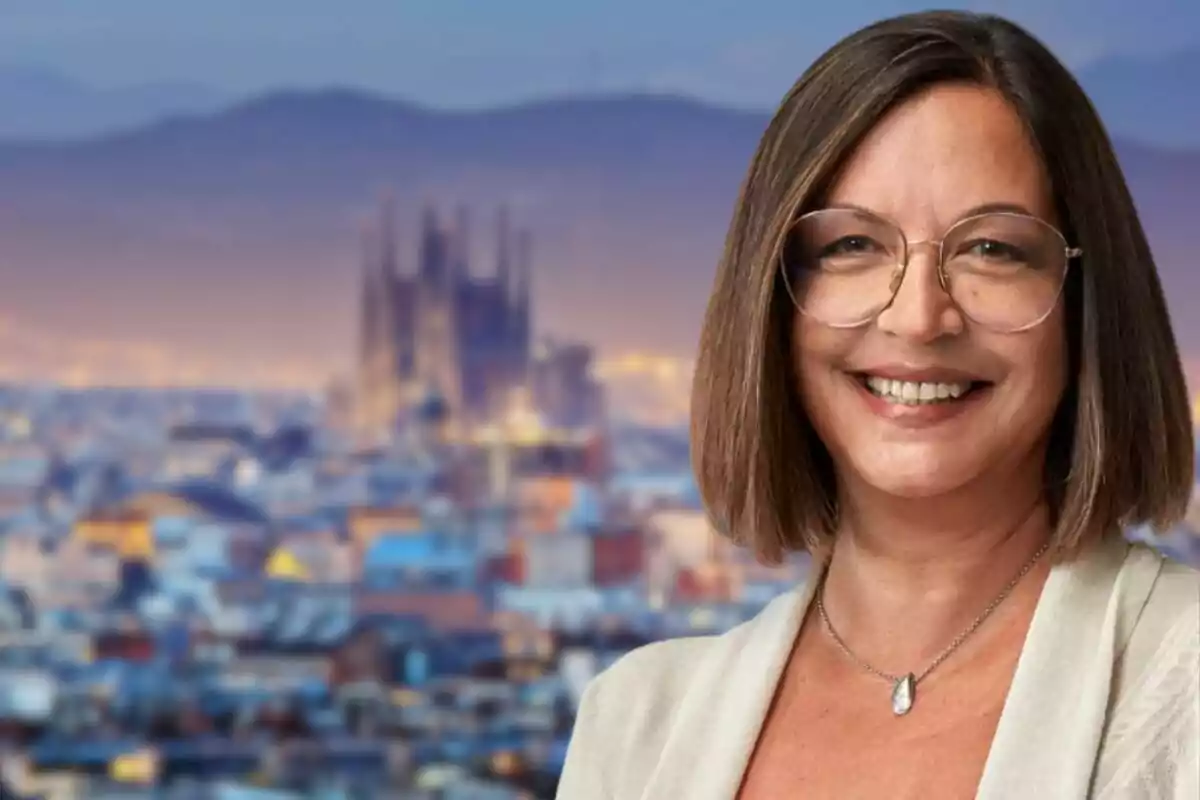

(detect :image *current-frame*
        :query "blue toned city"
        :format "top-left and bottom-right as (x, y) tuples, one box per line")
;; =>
(0, 189), (794, 797)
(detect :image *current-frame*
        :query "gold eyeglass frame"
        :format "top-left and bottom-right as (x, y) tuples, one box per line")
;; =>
(779, 208), (1084, 333)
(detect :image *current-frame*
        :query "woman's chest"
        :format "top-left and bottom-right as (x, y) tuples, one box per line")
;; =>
(737, 632), (1022, 800)
(737, 697), (1006, 800)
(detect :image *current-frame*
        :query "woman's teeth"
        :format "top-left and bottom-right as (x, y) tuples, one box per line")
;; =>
(864, 376), (972, 405)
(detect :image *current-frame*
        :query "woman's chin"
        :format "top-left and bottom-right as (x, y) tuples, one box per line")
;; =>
(851, 462), (976, 500)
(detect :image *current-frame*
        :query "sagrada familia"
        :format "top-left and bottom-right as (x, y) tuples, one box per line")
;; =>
(357, 196), (533, 442)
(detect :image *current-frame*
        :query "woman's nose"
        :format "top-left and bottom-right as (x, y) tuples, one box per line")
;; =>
(874, 245), (966, 342)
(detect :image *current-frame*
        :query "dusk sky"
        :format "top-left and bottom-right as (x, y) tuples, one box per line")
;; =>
(1, 0), (1197, 107)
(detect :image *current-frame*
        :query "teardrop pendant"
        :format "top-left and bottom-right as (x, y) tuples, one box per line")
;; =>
(891, 673), (915, 716)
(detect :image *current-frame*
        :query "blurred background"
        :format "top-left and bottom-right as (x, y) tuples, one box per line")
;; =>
(0, 1), (1196, 798)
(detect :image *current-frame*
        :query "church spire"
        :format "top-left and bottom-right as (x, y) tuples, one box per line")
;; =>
(380, 190), (399, 279)
(452, 204), (470, 285)
(356, 215), (398, 440)
(419, 200), (449, 289)
(515, 227), (532, 309)
(513, 227), (533, 369)
(496, 204), (512, 297)
(358, 220), (380, 366)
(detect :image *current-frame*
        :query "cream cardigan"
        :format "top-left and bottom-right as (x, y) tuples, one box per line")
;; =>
(558, 536), (1199, 799)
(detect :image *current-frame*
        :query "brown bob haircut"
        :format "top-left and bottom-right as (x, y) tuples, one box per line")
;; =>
(690, 10), (1194, 565)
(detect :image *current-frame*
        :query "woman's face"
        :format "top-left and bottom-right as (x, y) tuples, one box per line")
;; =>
(793, 83), (1069, 501)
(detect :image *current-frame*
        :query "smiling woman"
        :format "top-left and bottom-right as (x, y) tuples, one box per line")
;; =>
(558, 9), (1199, 800)
(789, 82), (1075, 510)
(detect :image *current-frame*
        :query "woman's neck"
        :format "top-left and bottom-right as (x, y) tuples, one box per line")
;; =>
(818, 478), (1054, 672)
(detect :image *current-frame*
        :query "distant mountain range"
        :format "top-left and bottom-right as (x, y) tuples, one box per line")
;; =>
(1, 46), (1196, 147)
(0, 89), (1195, 391)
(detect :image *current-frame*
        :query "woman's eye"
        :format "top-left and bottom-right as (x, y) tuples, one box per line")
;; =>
(822, 235), (879, 256)
(965, 239), (1025, 261)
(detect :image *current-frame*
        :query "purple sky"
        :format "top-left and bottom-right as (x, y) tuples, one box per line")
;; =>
(0, 0), (1196, 109)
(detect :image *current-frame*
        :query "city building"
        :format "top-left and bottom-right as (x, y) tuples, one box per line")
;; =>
(531, 340), (606, 431)
(358, 197), (533, 441)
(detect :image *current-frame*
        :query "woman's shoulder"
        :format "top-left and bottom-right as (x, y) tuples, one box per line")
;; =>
(1148, 549), (1200, 603)
(1123, 543), (1199, 647)
(1113, 543), (1197, 695)
(587, 584), (806, 704)
(581, 591), (794, 723)
(557, 586), (806, 798)
(1091, 547), (1199, 798)
(590, 627), (729, 697)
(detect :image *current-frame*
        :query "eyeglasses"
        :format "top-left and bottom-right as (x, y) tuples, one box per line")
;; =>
(779, 208), (1083, 333)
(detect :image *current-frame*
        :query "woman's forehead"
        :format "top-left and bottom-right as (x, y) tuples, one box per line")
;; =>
(824, 84), (1055, 233)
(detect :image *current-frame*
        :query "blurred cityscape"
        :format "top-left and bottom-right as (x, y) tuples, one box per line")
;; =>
(0, 195), (814, 800)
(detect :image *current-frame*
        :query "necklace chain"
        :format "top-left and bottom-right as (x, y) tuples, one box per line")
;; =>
(815, 540), (1051, 688)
